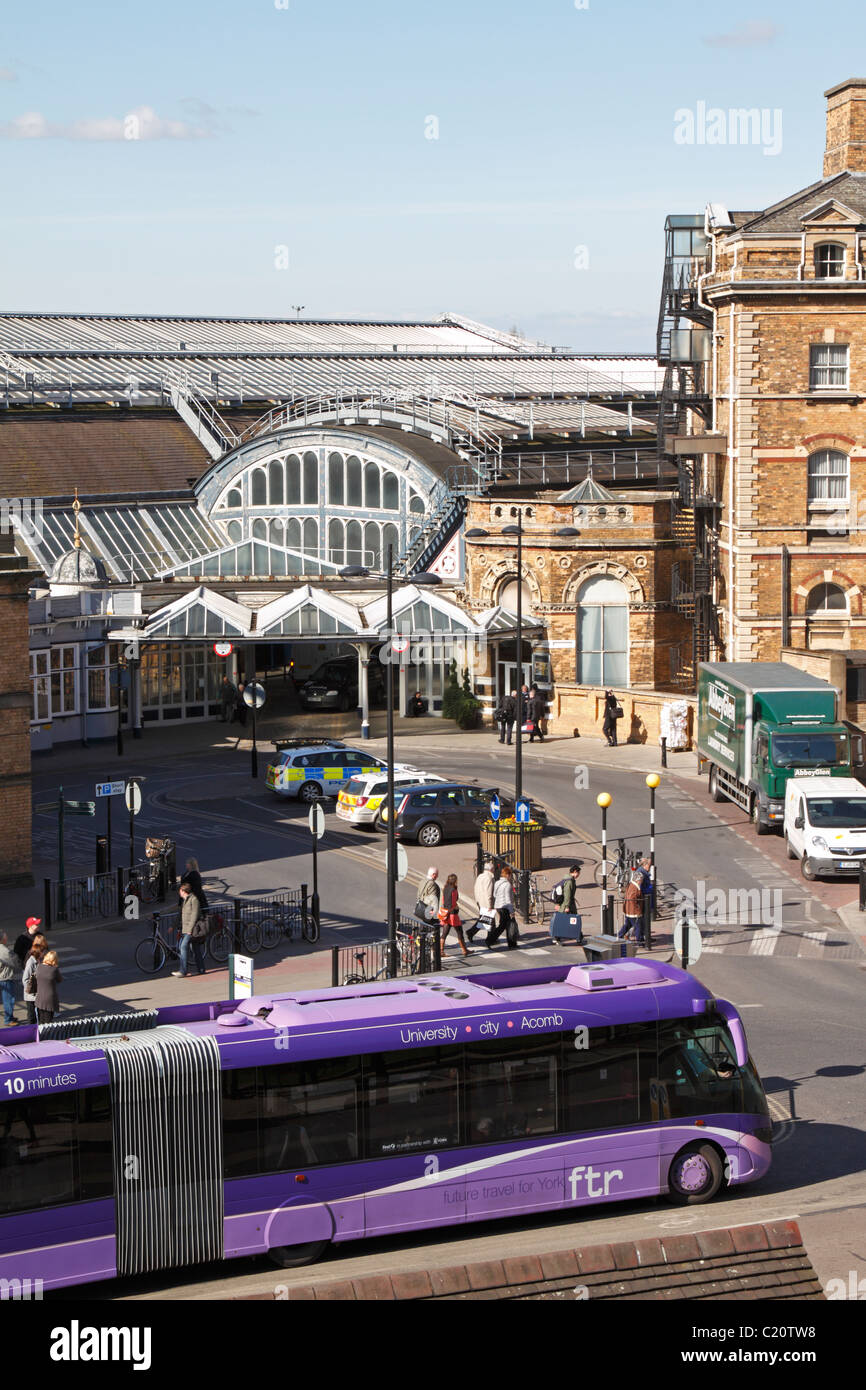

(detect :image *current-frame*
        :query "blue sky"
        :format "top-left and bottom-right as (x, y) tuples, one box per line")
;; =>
(2, 0), (865, 349)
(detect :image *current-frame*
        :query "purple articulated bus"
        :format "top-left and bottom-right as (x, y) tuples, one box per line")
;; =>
(0, 958), (772, 1291)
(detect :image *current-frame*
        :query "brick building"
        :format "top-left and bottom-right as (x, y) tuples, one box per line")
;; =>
(462, 473), (694, 738)
(660, 79), (866, 716)
(0, 531), (36, 885)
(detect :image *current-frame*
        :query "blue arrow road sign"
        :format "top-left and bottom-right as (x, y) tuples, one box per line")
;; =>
(515, 797), (531, 824)
(489, 794), (501, 822)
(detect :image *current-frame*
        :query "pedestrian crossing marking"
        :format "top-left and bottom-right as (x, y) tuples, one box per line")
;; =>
(796, 931), (828, 959)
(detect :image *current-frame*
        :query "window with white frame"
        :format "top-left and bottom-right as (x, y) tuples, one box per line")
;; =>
(31, 645), (79, 721)
(807, 449), (849, 503)
(814, 243), (845, 278)
(576, 575), (629, 687)
(809, 343), (849, 389)
(86, 643), (120, 711)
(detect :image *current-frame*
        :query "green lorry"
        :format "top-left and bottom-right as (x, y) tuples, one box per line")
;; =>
(696, 662), (865, 835)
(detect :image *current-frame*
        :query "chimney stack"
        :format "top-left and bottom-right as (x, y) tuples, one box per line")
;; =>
(824, 79), (866, 176)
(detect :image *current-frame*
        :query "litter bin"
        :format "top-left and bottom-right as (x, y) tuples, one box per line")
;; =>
(582, 933), (638, 961)
(96, 835), (109, 875)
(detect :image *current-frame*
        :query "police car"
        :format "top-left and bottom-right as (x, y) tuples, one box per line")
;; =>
(265, 739), (414, 803)
(337, 769), (447, 828)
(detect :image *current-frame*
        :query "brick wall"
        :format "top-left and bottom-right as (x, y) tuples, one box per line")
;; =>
(0, 547), (36, 884)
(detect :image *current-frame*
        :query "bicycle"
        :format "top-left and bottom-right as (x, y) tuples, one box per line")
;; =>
(593, 839), (642, 893)
(259, 900), (313, 950)
(64, 876), (116, 922)
(396, 924), (438, 974)
(124, 864), (159, 906)
(134, 918), (183, 974)
(342, 951), (390, 986)
(526, 874), (555, 926)
(207, 907), (263, 963)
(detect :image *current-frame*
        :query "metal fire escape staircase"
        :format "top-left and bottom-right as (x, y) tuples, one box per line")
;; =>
(163, 369), (239, 460)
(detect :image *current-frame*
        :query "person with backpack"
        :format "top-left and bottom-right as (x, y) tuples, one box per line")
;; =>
(552, 863), (582, 913)
(498, 691), (517, 745)
(619, 870), (645, 945)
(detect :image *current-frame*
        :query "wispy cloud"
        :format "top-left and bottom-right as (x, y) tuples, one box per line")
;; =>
(0, 104), (213, 141)
(703, 20), (780, 48)
(0, 67), (17, 81)
(177, 97), (259, 133)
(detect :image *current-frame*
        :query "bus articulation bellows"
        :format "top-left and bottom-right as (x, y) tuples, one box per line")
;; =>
(0, 958), (772, 1291)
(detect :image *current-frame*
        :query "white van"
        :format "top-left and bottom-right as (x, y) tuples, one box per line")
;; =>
(784, 776), (866, 880)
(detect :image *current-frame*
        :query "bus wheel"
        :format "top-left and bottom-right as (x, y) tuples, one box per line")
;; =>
(708, 767), (725, 803)
(268, 1239), (330, 1268)
(667, 1143), (724, 1205)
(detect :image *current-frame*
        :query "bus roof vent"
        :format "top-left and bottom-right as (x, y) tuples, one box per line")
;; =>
(566, 961), (667, 991)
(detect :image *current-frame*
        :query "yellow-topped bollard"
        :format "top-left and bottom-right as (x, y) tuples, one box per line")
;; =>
(646, 773), (660, 790)
(596, 791), (612, 809)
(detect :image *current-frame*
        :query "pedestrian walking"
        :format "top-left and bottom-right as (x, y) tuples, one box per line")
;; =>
(179, 856), (207, 909)
(618, 870), (644, 945)
(172, 885), (208, 978)
(498, 690), (517, 745)
(35, 950), (62, 1025)
(528, 685), (546, 743)
(488, 863), (518, 948)
(234, 681), (248, 726)
(520, 683), (531, 728)
(13, 915), (42, 967)
(0, 932), (21, 1025)
(220, 675), (238, 722)
(438, 873), (470, 956)
(466, 859), (496, 943)
(602, 690), (622, 747)
(21, 934), (47, 1026)
(555, 863), (582, 914)
(415, 866), (441, 923)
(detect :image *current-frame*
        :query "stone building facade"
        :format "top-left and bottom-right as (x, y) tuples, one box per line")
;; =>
(662, 79), (866, 719)
(461, 477), (694, 736)
(0, 534), (36, 885)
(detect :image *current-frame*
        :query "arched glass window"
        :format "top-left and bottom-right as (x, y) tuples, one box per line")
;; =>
(329, 453), (344, 505)
(346, 520), (362, 566)
(226, 487), (242, 509)
(808, 449), (848, 501)
(303, 452), (318, 505)
(226, 520), (243, 543)
(268, 460), (284, 505)
(814, 243), (845, 278)
(286, 455), (301, 505)
(409, 493), (425, 517)
(252, 518), (267, 540)
(498, 577), (533, 613)
(365, 521), (381, 570)
(303, 518), (318, 557)
(285, 518), (301, 552)
(383, 472), (399, 510)
(806, 582), (847, 613)
(328, 519), (345, 567)
(269, 519), (284, 545)
(251, 468), (267, 506)
(347, 456), (363, 507)
(576, 575), (629, 687)
(364, 463), (381, 509)
(382, 522), (400, 564)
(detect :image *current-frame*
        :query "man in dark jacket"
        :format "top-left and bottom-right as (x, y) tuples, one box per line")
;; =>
(602, 690), (620, 746)
(220, 676), (238, 722)
(499, 690), (517, 745)
(13, 916), (42, 966)
(528, 686), (546, 743)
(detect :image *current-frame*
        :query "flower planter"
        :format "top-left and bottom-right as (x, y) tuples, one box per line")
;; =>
(480, 822), (543, 870)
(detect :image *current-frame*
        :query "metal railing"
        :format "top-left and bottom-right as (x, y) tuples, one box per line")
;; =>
(330, 915), (442, 985)
(44, 845), (176, 928)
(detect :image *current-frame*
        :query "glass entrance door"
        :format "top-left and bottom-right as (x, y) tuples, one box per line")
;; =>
(499, 661), (532, 701)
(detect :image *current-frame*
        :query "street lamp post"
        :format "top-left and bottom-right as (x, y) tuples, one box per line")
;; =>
(597, 791), (612, 933)
(467, 515), (530, 916)
(340, 560), (441, 977)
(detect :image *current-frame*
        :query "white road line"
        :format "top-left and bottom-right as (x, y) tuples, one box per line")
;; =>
(797, 931), (828, 958)
(748, 928), (781, 956)
(56, 960), (114, 974)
